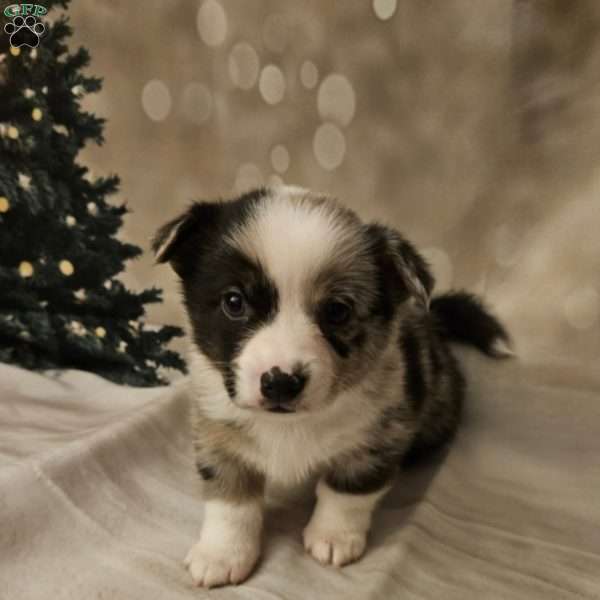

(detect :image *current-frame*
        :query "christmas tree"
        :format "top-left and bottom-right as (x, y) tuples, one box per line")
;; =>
(0, 1), (186, 386)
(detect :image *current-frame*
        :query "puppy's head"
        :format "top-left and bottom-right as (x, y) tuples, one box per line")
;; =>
(154, 186), (433, 416)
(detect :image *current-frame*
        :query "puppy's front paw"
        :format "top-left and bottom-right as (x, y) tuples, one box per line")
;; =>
(303, 524), (367, 567)
(184, 539), (260, 588)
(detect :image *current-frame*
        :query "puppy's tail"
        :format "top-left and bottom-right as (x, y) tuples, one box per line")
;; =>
(430, 291), (513, 358)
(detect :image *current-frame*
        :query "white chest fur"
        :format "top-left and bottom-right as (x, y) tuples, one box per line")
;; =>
(244, 393), (380, 486)
(188, 346), (405, 487)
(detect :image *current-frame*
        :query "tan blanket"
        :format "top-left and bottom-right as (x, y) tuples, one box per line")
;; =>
(1, 349), (599, 599)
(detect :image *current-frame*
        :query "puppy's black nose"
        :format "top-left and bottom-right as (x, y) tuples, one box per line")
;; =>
(260, 366), (307, 403)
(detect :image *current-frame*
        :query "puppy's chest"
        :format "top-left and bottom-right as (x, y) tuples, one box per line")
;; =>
(246, 414), (371, 485)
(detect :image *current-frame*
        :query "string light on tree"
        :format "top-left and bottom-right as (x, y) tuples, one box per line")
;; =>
(0, 0), (185, 386)
(19, 261), (34, 278)
(67, 320), (86, 336)
(18, 173), (31, 190)
(59, 259), (74, 276)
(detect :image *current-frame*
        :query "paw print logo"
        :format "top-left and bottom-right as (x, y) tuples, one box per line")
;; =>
(4, 15), (45, 49)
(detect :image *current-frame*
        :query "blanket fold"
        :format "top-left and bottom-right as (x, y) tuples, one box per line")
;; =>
(1, 352), (598, 599)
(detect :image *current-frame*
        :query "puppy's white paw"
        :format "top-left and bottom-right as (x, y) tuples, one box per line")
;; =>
(184, 539), (260, 588)
(303, 524), (367, 567)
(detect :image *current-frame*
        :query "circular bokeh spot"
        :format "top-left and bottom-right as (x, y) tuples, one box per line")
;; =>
(141, 80), (171, 122)
(313, 123), (346, 171)
(300, 60), (319, 89)
(181, 82), (213, 125)
(317, 74), (356, 127)
(197, 0), (227, 47)
(564, 287), (599, 330)
(270, 145), (290, 174)
(228, 42), (260, 90)
(259, 65), (285, 105)
(373, 0), (398, 20)
(234, 163), (263, 193)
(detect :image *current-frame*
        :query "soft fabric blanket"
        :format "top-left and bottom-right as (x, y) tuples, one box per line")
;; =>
(1, 349), (599, 599)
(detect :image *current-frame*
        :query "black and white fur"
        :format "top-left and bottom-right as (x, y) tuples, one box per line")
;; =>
(153, 185), (511, 588)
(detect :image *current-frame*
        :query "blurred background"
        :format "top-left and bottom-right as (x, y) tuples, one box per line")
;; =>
(71, 0), (599, 368)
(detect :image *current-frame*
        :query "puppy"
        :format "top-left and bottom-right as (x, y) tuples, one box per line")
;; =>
(153, 185), (511, 588)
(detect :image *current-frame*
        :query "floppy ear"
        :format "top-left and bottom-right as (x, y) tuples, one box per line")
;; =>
(152, 202), (221, 277)
(368, 224), (434, 310)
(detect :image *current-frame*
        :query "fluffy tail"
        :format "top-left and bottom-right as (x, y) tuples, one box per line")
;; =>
(430, 291), (513, 358)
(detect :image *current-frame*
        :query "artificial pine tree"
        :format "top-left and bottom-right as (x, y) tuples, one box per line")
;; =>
(0, 1), (186, 386)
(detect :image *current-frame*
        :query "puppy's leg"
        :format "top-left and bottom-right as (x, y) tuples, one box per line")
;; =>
(303, 465), (394, 567)
(185, 453), (265, 588)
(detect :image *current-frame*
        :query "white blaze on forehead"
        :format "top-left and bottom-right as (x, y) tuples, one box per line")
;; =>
(226, 187), (361, 298)
(227, 187), (364, 405)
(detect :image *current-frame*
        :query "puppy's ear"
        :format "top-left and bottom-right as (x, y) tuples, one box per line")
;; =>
(368, 224), (434, 310)
(152, 202), (221, 277)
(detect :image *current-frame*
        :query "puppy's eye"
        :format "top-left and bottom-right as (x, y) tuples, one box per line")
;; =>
(323, 299), (352, 326)
(221, 288), (247, 320)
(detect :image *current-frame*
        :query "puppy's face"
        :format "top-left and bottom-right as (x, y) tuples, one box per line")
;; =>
(154, 186), (433, 416)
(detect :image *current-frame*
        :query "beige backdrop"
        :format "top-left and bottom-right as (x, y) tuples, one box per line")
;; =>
(69, 0), (599, 368)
